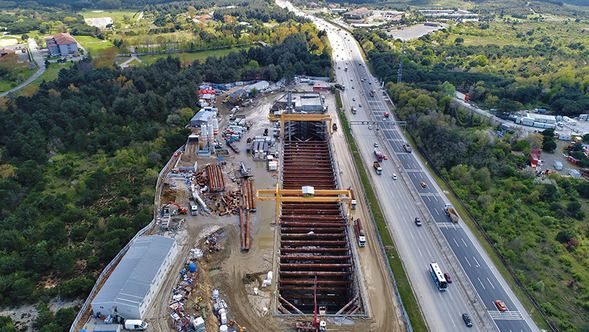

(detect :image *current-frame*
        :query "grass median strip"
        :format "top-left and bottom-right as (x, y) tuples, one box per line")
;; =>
(336, 100), (427, 331)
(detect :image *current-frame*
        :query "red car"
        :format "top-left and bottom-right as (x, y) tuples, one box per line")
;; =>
(495, 300), (507, 312)
(444, 272), (452, 283)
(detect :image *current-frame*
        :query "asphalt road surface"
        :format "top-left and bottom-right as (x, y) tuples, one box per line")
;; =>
(277, 2), (541, 331)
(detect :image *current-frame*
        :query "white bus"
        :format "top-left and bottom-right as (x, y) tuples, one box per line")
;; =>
(429, 263), (448, 291)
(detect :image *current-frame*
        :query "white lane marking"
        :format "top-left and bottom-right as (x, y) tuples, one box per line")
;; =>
(424, 244), (433, 257)
(487, 277), (495, 289)
(477, 277), (486, 290)
(417, 247), (423, 257)
(432, 195), (439, 201)
(409, 229), (416, 242)
(461, 238), (468, 247)
(472, 256), (481, 267)
(434, 209), (440, 216)
(453, 238), (460, 247)
(465, 256), (472, 267)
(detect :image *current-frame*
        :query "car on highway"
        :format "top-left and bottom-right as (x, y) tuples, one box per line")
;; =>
(358, 104), (362, 107)
(352, 97), (355, 101)
(368, 125), (373, 130)
(392, 173), (398, 180)
(444, 272), (452, 283)
(495, 300), (507, 312)
(414, 217), (422, 226)
(374, 142), (379, 148)
(461, 313), (473, 327)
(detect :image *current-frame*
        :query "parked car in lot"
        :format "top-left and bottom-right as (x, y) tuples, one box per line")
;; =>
(444, 272), (452, 283)
(495, 300), (507, 312)
(420, 181), (427, 188)
(462, 313), (473, 327)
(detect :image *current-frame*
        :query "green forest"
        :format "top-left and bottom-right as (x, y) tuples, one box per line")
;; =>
(354, 17), (589, 116)
(387, 81), (589, 330)
(0, 34), (330, 330)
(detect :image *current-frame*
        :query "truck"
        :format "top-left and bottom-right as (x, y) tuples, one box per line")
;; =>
(373, 161), (383, 175)
(348, 187), (357, 210)
(403, 143), (412, 153)
(374, 148), (384, 162)
(444, 203), (459, 223)
(189, 200), (198, 216)
(124, 320), (148, 331)
(354, 219), (366, 248)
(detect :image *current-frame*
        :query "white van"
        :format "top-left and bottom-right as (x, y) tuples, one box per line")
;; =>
(124, 320), (148, 331)
(189, 200), (198, 216)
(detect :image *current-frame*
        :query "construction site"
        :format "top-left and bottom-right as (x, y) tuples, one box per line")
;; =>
(77, 85), (404, 332)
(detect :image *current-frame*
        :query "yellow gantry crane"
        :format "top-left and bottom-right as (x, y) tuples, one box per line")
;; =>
(257, 185), (354, 223)
(268, 113), (334, 136)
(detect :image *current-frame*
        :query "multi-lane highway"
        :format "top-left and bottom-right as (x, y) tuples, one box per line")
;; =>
(277, 1), (540, 331)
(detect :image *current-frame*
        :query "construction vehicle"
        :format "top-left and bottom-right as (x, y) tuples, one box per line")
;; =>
(354, 219), (366, 247)
(348, 187), (357, 210)
(189, 200), (198, 216)
(168, 202), (188, 215)
(373, 161), (383, 175)
(444, 203), (459, 223)
(295, 277), (327, 332)
(374, 148), (384, 162)
(403, 143), (412, 153)
(228, 320), (247, 332)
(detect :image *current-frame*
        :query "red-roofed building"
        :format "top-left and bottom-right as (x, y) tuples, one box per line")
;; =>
(46, 33), (78, 57)
(530, 148), (541, 168)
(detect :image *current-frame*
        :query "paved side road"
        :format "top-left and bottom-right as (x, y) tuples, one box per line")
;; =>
(0, 39), (46, 97)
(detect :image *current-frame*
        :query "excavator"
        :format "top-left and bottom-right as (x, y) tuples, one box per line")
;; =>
(167, 201), (187, 215)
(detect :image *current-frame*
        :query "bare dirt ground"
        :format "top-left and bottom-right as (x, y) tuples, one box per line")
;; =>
(144, 88), (404, 332)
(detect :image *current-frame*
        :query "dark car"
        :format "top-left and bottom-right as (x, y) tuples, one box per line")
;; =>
(414, 217), (422, 226)
(444, 272), (452, 283)
(462, 313), (473, 327)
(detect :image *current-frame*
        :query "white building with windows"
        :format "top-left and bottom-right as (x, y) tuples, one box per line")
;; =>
(91, 235), (178, 320)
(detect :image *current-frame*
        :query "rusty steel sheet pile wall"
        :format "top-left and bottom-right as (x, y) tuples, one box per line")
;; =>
(278, 139), (361, 315)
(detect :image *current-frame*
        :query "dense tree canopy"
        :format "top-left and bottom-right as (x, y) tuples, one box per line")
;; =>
(388, 82), (589, 331)
(0, 34), (329, 308)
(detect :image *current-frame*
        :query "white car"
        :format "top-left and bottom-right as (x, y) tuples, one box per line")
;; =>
(392, 173), (398, 180)
(374, 142), (379, 147)
(368, 125), (373, 130)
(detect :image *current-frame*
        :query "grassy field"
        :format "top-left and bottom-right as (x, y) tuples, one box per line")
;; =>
(0, 66), (36, 93)
(80, 10), (141, 23)
(76, 36), (115, 54)
(18, 62), (74, 96)
(335, 92), (428, 331)
(138, 46), (251, 66)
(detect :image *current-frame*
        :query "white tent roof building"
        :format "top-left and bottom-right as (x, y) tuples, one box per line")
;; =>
(91, 235), (178, 320)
